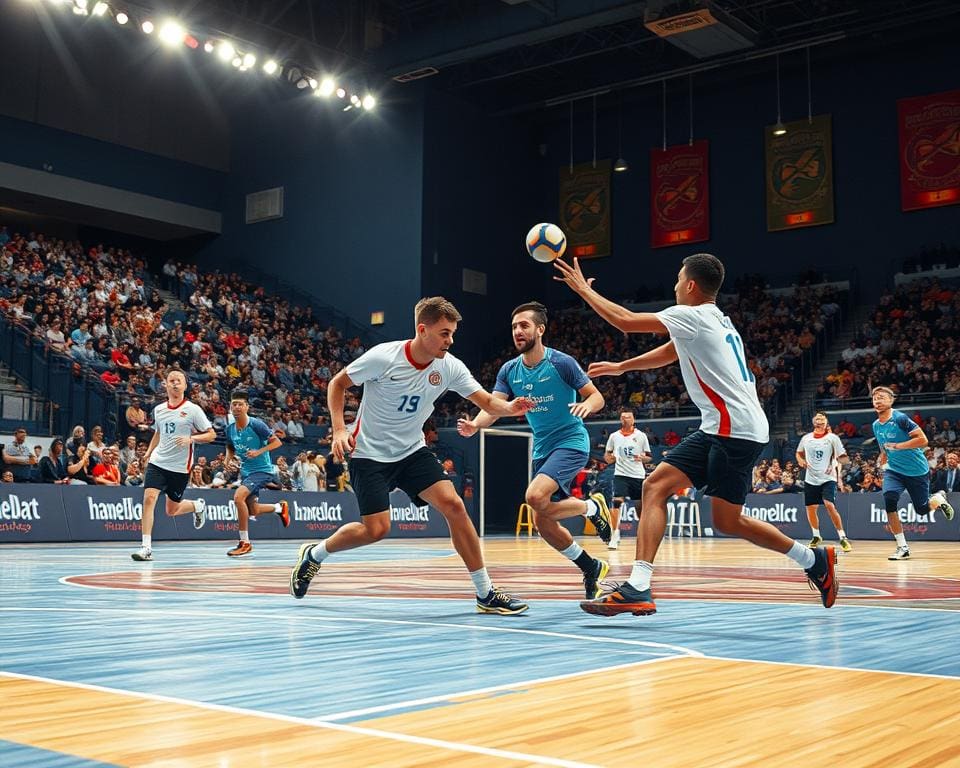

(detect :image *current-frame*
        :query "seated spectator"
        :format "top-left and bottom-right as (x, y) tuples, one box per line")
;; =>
(45, 318), (68, 352)
(66, 444), (93, 484)
(125, 397), (152, 438)
(835, 417), (857, 438)
(91, 448), (121, 486)
(119, 435), (138, 470)
(285, 414), (305, 442)
(2, 427), (38, 482)
(124, 458), (144, 487)
(755, 468), (784, 494)
(663, 429), (680, 447)
(39, 439), (70, 484)
(188, 465), (209, 489)
(86, 426), (107, 458)
(1, 470), (13, 483)
(65, 425), (86, 457)
(859, 472), (881, 493)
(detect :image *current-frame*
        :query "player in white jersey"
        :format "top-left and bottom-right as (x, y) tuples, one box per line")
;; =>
(796, 412), (851, 552)
(290, 297), (535, 614)
(132, 369), (217, 561)
(604, 410), (651, 550)
(554, 253), (838, 615)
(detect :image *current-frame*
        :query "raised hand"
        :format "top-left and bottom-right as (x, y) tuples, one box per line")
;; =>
(457, 419), (477, 437)
(552, 257), (595, 294)
(587, 360), (623, 378)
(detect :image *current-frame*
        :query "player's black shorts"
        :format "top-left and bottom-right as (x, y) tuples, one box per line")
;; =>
(804, 481), (837, 506)
(143, 463), (190, 503)
(613, 475), (644, 502)
(349, 447), (447, 516)
(663, 430), (766, 506)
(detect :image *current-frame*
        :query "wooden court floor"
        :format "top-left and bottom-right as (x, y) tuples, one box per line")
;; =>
(2, 536), (960, 767)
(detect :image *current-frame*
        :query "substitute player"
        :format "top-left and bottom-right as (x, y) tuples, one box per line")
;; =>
(290, 297), (533, 614)
(604, 410), (651, 550)
(132, 369), (216, 562)
(871, 386), (953, 560)
(554, 252), (839, 615)
(459, 301), (612, 599)
(796, 412), (851, 552)
(224, 391), (290, 557)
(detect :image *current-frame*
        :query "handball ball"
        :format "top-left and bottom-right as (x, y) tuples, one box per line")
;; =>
(526, 223), (567, 263)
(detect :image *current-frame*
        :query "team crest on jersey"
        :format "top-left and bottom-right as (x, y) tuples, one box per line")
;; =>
(179, 411), (187, 417)
(429, 371), (442, 386)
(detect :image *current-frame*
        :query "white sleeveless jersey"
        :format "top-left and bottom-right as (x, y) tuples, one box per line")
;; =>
(798, 431), (846, 486)
(656, 304), (769, 443)
(605, 429), (651, 478)
(345, 340), (482, 462)
(149, 399), (212, 474)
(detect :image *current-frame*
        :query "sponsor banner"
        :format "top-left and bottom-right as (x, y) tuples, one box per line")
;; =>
(765, 115), (835, 231)
(68, 486), (178, 541)
(559, 160), (611, 259)
(650, 140), (710, 248)
(0, 485), (68, 542)
(386, 489), (450, 537)
(733, 493), (809, 538)
(897, 89), (960, 211)
(841, 492), (960, 542)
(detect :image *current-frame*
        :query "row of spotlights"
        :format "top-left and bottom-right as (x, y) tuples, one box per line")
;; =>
(47, 0), (377, 109)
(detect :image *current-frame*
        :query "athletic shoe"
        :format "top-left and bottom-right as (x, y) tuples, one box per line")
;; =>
(589, 493), (613, 544)
(583, 557), (610, 599)
(193, 498), (206, 530)
(131, 546), (152, 562)
(227, 540), (253, 557)
(839, 537), (852, 553)
(580, 581), (656, 616)
(290, 542), (321, 599)
(932, 492), (955, 522)
(277, 500), (290, 528)
(808, 535), (822, 548)
(476, 589), (529, 615)
(888, 545), (911, 561)
(805, 546), (839, 608)
(607, 529), (621, 550)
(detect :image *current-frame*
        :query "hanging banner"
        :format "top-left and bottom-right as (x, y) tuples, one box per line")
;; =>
(765, 114), (834, 231)
(558, 160), (611, 259)
(898, 89), (960, 211)
(650, 140), (710, 248)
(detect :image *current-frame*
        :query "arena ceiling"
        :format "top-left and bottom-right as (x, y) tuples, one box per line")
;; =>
(178, 0), (960, 113)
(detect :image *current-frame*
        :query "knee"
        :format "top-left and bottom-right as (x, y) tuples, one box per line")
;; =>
(525, 488), (551, 510)
(437, 496), (468, 521)
(883, 492), (900, 512)
(712, 511), (741, 535)
(641, 478), (671, 505)
(363, 518), (391, 541)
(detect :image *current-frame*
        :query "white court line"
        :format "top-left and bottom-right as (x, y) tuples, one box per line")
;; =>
(317, 655), (685, 721)
(0, 670), (599, 768)
(6, 604), (704, 656)
(701, 653), (960, 682)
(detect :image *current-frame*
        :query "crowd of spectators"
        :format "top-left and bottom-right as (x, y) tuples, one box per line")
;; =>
(817, 279), (960, 405)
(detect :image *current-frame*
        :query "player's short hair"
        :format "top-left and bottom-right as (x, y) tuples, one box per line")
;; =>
(415, 297), (462, 327)
(165, 367), (186, 382)
(230, 389), (249, 403)
(620, 409), (635, 416)
(511, 301), (548, 328)
(813, 411), (828, 420)
(682, 253), (725, 297)
(871, 386), (896, 400)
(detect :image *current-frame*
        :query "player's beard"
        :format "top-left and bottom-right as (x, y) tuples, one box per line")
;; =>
(515, 337), (536, 354)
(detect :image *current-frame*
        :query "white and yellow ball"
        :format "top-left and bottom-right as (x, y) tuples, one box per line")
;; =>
(525, 223), (567, 263)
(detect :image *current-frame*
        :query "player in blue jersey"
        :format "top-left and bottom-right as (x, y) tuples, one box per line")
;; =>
(458, 301), (613, 599)
(871, 386), (953, 560)
(224, 391), (290, 557)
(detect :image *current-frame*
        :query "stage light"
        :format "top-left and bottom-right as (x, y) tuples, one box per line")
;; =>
(92, 2), (108, 16)
(217, 41), (235, 62)
(73, 5), (88, 14)
(158, 21), (185, 47)
(141, 20), (153, 34)
(308, 77), (318, 90)
(203, 40), (214, 53)
(361, 94), (376, 110)
(263, 59), (278, 75)
(318, 77), (335, 97)
(231, 56), (241, 67)
(336, 87), (345, 98)
(184, 35), (198, 49)
(242, 53), (256, 68)
(350, 93), (361, 107)
(115, 11), (128, 24)
(75, 0), (88, 9)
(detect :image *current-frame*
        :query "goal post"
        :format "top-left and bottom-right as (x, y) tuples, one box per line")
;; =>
(479, 427), (533, 537)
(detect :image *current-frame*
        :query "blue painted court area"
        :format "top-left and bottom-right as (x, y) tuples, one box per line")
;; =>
(1, 542), (958, 725)
(0, 740), (120, 768)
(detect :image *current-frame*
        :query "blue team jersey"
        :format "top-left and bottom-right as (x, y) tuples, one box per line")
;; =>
(494, 347), (590, 460)
(225, 417), (276, 478)
(873, 410), (929, 477)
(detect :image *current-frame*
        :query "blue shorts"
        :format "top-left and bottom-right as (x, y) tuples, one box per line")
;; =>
(532, 448), (589, 499)
(663, 430), (766, 506)
(882, 469), (930, 511)
(241, 470), (278, 498)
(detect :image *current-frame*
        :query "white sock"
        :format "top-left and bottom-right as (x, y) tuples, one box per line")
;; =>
(141, 535), (151, 549)
(811, 528), (821, 538)
(309, 541), (329, 563)
(895, 532), (907, 547)
(469, 568), (493, 598)
(930, 492), (945, 508)
(560, 542), (584, 561)
(627, 561), (654, 591)
(583, 498), (598, 518)
(239, 530), (250, 542)
(273, 503), (282, 513)
(837, 529), (846, 539)
(787, 541), (816, 570)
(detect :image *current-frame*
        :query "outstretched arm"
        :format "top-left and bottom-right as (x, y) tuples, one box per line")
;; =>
(458, 391), (533, 436)
(587, 341), (678, 379)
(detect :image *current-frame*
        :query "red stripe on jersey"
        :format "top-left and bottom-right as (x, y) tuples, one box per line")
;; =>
(187, 442), (193, 472)
(403, 340), (429, 371)
(351, 419), (361, 439)
(165, 397), (188, 410)
(689, 358), (731, 437)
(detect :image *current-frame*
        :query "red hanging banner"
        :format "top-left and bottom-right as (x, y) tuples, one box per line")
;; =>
(898, 89), (960, 212)
(650, 140), (710, 249)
